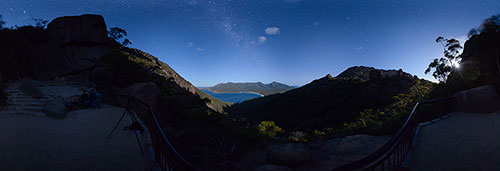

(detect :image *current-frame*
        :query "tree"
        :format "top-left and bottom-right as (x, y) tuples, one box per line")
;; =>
(121, 38), (132, 46)
(425, 36), (463, 82)
(0, 15), (6, 29)
(480, 14), (500, 33)
(108, 27), (132, 46)
(468, 14), (500, 38)
(32, 18), (48, 29)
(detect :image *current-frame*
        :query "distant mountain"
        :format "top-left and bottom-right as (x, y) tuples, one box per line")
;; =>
(228, 66), (433, 131)
(206, 81), (296, 96)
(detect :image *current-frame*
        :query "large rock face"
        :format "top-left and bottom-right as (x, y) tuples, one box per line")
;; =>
(454, 85), (500, 113)
(28, 14), (109, 81)
(47, 15), (108, 45)
(44, 99), (68, 118)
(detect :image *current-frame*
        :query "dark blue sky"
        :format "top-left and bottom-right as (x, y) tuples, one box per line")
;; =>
(1, 0), (499, 86)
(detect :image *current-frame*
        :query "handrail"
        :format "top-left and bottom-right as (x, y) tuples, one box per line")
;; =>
(333, 96), (456, 171)
(111, 94), (200, 171)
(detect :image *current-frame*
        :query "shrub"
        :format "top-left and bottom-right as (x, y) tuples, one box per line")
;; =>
(288, 131), (310, 143)
(257, 121), (283, 137)
(313, 130), (326, 138)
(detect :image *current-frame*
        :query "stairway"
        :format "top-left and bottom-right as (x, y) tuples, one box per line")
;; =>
(0, 83), (48, 116)
(0, 81), (90, 117)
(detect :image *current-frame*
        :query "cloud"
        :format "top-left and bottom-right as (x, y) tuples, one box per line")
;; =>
(196, 47), (203, 51)
(187, 42), (194, 47)
(265, 27), (280, 35)
(258, 36), (267, 43)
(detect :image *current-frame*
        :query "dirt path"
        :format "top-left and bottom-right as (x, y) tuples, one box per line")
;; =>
(410, 111), (500, 170)
(0, 104), (146, 171)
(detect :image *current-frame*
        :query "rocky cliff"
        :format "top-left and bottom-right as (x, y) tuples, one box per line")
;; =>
(28, 14), (109, 81)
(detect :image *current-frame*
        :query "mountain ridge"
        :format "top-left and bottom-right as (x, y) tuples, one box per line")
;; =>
(205, 81), (296, 96)
(228, 66), (434, 131)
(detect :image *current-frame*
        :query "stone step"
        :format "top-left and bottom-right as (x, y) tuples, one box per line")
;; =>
(0, 110), (45, 117)
(7, 101), (46, 106)
(1, 105), (45, 111)
(7, 99), (51, 103)
(7, 95), (50, 99)
(5, 90), (22, 93)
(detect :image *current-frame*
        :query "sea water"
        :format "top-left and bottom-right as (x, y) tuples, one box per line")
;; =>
(201, 90), (263, 103)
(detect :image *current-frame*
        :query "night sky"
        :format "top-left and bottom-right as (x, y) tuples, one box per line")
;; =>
(1, 0), (499, 86)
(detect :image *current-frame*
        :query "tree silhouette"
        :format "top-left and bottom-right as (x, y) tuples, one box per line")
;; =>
(425, 36), (463, 82)
(33, 18), (49, 29)
(108, 27), (132, 46)
(468, 14), (500, 38)
(121, 38), (131, 46)
(0, 15), (6, 29)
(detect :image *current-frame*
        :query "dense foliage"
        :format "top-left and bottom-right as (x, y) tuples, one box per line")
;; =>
(107, 27), (132, 46)
(257, 121), (283, 137)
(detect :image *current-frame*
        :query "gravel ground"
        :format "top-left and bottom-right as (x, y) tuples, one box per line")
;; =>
(410, 111), (500, 171)
(0, 104), (146, 171)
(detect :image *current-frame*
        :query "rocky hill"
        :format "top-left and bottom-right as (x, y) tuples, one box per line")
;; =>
(0, 14), (238, 170)
(206, 81), (295, 96)
(0, 14), (227, 112)
(228, 66), (434, 131)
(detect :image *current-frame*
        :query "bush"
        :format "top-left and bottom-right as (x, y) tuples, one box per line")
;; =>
(313, 130), (326, 138)
(257, 121), (283, 137)
(288, 131), (310, 143)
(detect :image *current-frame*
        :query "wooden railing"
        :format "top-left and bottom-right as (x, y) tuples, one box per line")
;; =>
(333, 97), (456, 171)
(111, 94), (199, 171)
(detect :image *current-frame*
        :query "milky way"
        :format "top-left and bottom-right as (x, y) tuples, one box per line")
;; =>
(1, 0), (499, 86)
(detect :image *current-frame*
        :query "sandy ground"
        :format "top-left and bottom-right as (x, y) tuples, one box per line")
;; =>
(410, 111), (500, 171)
(0, 104), (146, 171)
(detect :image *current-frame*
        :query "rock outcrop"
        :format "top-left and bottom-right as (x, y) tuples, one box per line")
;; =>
(454, 85), (500, 113)
(28, 14), (109, 81)
(44, 99), (68, 118)
(266, 143), (312, 166)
